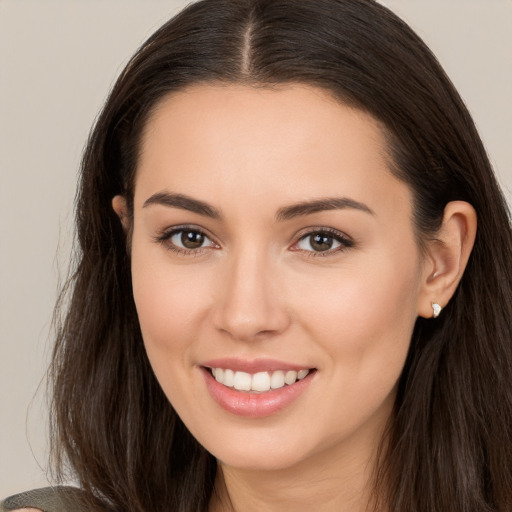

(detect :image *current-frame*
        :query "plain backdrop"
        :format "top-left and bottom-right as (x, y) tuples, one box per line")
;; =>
(1, 0), (511, 497)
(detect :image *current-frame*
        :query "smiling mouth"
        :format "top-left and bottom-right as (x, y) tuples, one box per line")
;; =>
(207, 367), (315, 393)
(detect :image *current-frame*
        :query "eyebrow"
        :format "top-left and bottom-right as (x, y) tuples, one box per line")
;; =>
(275, 197), (374, 221)
(143, 192), (221, 219)
(142, 192), (373, 221)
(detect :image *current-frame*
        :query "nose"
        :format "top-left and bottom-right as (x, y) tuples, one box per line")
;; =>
(212, 248), (291, 342)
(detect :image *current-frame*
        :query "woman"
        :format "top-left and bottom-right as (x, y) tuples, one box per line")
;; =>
(3, 0), (511, 511)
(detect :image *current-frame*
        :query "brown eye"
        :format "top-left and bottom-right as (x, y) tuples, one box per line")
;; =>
(295, 230), (353, 254)
(298, 233), (338, 252)
(168, 229), (215, 251)
(180, 230), (205, 249)
(310, 234), (334, 251)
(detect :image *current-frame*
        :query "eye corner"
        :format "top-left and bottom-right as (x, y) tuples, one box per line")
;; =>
(153, 225), (220, 255)
(290, 227), (354, 257)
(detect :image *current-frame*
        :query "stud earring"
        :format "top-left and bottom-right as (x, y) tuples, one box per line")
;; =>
(432, 303), (442, 318)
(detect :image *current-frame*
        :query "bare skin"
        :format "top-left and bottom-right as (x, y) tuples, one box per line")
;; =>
(113, 84), (476, 511)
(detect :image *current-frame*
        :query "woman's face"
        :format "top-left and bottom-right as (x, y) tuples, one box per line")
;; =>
(128, 84), (427, 472)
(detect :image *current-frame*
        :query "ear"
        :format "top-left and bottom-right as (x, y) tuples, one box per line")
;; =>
(112, 195), (130, 233)
(417, 201), (477, 319)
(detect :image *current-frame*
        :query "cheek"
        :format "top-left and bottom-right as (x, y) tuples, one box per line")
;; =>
(130, 245), (213, 362)
(291, 246), (421, 379)
(285, 258), (420, 446)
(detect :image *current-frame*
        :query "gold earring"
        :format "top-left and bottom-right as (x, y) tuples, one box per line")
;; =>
(432, 303), (442, 318)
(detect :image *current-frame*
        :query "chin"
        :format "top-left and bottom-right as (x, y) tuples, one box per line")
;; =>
(214, 445), (312, 472)
(193, 422), (329, 473)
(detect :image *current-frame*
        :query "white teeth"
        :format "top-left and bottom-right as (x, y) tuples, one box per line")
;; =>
(252, 372), (271, 392)
(284, 370), (298, 385)
(223, 368), (235, 387)
(297, 369), (309, 380)
(211, 367), (311, 392)
(233, 371), (252, 391)
(270, 370), (285, 389)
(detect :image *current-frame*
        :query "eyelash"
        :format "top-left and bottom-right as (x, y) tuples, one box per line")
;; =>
(154, 225), (218, 256)
(154, 225), (354, 257)
(292, 227), (354, 258)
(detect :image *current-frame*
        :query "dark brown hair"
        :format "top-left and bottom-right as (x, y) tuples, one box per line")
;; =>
(49, 1), (512, 510)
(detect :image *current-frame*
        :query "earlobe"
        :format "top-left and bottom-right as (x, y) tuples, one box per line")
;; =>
(418, 201), (477, 319)
(112, 195), (130, 233)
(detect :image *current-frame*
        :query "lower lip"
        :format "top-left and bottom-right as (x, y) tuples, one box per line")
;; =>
(201, 367), (315, 418)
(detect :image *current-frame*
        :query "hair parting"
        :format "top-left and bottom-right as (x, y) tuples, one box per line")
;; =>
(49, 1), (512, 511)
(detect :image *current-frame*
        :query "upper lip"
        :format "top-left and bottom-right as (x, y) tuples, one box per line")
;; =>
(201, 358), (314, 373)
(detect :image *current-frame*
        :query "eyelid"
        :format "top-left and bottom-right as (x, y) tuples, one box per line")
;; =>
(153, 224), (220, 254)
(290, 227), (354, 256)
(153, 224), (353, 257)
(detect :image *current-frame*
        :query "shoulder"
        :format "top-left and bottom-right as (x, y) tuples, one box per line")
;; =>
(1, 487), (91, 512)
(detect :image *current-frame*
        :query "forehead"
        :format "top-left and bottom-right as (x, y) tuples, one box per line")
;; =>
(139, 83), (388, 167)
(135, 83), (411, 219)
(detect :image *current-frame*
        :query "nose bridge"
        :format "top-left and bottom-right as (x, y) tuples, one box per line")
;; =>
(214, 243), (289, 341)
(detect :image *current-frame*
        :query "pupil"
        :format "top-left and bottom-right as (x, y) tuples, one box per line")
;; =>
(311, 234), (333, 251)
(181, 231), (204, 249)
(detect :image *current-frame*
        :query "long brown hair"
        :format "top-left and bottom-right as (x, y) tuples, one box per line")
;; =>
(49, 1), (512, 510)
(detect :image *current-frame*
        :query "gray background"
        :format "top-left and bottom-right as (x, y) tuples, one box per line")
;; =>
(1, 0), (511, 496)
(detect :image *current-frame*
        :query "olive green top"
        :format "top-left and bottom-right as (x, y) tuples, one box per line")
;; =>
(0, 487), (91, 512)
